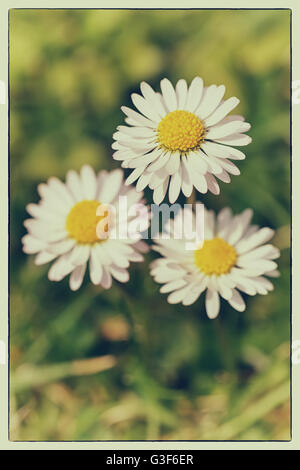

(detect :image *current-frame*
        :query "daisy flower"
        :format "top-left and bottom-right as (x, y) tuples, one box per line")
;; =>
(22, 165), (149, 291)
(113, 77), (252, 204)
(150, 206), (279, 318)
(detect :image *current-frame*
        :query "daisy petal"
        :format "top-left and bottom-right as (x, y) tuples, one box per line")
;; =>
(69, 264), (86, 291)
(186, 76), (204, 112)
(176, 79), (188, 109)
(160, 78), (177, 112)
(81, 165), (97, 200)
(169, 169), (182, 204)
(228, 289), (246, 312)
(131, 93), (161, 122)
(204, 97), (240, 127)
(205, 289), (220, 319)
(140, 81), (167, 118)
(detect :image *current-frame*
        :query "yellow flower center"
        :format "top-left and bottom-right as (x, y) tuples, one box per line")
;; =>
(66, 200), (108, 244)
(194, 237), (237, 276)
(157, 110), (205, 152)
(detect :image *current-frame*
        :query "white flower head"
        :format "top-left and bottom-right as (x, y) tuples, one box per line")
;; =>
(150, 206), (279, 319)
(113, 77), (252, 204)
(22, 165), (150, 291)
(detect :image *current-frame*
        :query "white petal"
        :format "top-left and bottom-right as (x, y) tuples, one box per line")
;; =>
(217, 207), (233, 237)
(187, 151), (208, 174)
(48, 177), (74, 207)
(121, 105), (157, 128)
(117, 125), (155, 138)
(136, 172), (152, 192)
(131, 93), (161, 122)
(48, 238), (76, 255)
(37, 183), (70, 215)
(190, 170), (208, 194)
(89, 248), (103, 285)
(168, 285), (192, 304)
(160, 278), (187, 293)
(22, 235), (47, 254)
(147, 151), (170, 172)
(165, 151), (180, 175)
(140, 81), (167, 118)
(217, 158), (240, 175)
(215, 134), (252, 146)
(69, 264), (86, 291)
(205, 174), (220, 195)
(98, 169), (123, 203)
(176, 79), (188, 109)
(26, 203), (63, 222)
(127, 148), (161, 169)
(216, 277), (233, 300)
(181, 156), (193, 197)
(34, 251), (57, 265)
(197, 85), (225, 120)
(24, 219), (66, 243)
(227, 209), (253, 245)
(168, 169), (182, 204)
(106, 249), (130, 269)
(134, 240), (149, 253)
(118, 136), (156, 152)
(80, 165), (97, 200)
(153, 178), (169, 205)
(205, 289), (220, 319)
(109, 265), (130, 283)
(69, 244), (91, 266)
(266, 269), (280, 278)
(100, 267), (112, 289)
(152, 265), (185, 283)
(204, 209), (215, 239)
(48, 255), (74, 282)
(149, 169), (167, 189)
(182, 288), (202, 306)
(235, 228), (275, 254)
(128, 251), (144, 262)
(125, 166), (146, 185)
(238, 244), (280, 264)
(206, 120), (249, 140)
(204, 97), (240, 127)
(201, 141), (246, 160)
(240, 260), (278, 277)
(228, 289), (246, 312)
(186, 76), (204, 112)
(66, 170), (84, 202)
(195, 85), (217, 119)
(160, 78), (177, 112)
(200, 154), (223, 175)
(216, 169), (231, 183)
(93, 243), (111, 265)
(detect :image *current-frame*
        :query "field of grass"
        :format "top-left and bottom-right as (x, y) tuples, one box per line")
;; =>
(10, 9), (290, 441)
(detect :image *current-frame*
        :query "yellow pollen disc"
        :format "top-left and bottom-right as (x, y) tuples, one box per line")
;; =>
(157, 110), (205, 152)
(66, 200), (108, 244)
(194, 237), (237, 276)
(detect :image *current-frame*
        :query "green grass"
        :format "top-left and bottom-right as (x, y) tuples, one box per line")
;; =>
(10, 9), (290, 441)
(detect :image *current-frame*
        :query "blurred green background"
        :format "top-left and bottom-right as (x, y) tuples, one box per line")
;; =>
(10, 9), (290, 441)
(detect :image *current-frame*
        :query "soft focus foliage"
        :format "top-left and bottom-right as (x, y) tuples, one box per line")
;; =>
(10, 9), (290, 441)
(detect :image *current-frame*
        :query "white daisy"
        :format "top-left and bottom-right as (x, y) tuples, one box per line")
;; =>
(22, 165), (150, 291)
(113, 77), (252, 204)
(150, 206), (279, 318)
